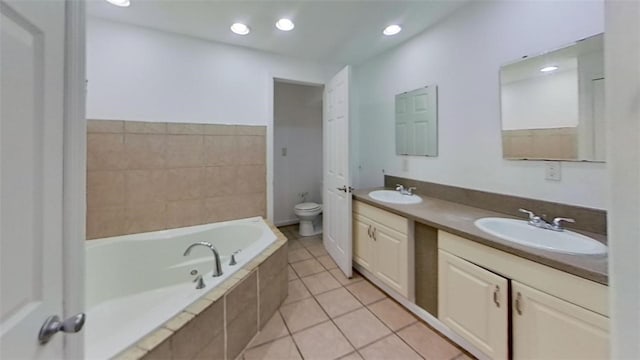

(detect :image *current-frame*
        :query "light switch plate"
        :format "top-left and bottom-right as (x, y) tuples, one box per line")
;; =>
(545, 161), (561, 181)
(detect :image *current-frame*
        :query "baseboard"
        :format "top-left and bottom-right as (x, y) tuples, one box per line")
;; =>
(274, 219), (299, 227)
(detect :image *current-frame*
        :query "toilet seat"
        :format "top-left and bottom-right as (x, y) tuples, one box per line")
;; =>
(295, 202), (322, 212)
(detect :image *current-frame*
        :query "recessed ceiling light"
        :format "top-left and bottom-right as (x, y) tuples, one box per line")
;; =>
(105, 0), (130, 7)
(540, 66), (559, 73)
(383, 25), (402, 36)
(276, 18), (295, 31)
(230, 23), (250, 35)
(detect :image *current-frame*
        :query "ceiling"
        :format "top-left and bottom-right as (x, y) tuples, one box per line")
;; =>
(87, 0), (469, 65)
(501, 33), (604, 84)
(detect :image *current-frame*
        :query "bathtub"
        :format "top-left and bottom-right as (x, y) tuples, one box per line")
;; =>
(84, 217), (277, 360)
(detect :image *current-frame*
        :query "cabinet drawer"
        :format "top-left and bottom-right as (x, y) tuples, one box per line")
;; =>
(353, 200), (408, 235)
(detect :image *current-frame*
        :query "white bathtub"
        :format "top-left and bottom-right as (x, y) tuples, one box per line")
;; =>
(84, 217), (277, 360)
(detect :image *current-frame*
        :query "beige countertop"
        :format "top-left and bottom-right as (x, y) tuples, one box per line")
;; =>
(353, 188), (608, 285)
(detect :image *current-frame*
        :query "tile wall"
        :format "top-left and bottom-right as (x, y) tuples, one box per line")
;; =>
(502, 127), (577, 160)
(87, 120), (266, 239)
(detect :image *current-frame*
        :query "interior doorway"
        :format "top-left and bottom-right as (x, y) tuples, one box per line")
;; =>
(272, 80), (324, 235)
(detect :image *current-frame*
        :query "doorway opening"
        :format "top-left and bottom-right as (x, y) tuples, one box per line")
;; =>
(273, 80), (325, 238)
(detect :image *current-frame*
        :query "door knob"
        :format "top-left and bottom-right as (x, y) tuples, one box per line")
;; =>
(38, 313), (86, 344)
(336, 186), (354, 193)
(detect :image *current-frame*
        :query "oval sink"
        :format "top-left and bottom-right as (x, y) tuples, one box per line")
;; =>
(368, 190), (422, 205)
(474, 217), (607, 255)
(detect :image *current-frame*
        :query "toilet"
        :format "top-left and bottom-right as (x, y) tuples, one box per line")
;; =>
(294, 202), (323, 237)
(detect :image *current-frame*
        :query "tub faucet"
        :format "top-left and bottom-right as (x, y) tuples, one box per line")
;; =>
(183, 242), (223, 277)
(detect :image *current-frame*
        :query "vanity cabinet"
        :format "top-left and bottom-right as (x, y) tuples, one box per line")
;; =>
(353, 213), (375, 272)
(438, 230), (609, 360)
(352, 201), (409, 297)
(438, 250), (508, 360)
(512, 281), (609, 360)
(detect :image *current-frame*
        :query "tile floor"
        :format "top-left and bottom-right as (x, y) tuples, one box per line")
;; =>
(239, 225), (475, 360)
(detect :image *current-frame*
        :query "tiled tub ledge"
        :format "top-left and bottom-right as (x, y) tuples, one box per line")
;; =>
(114, 224), (288, 360)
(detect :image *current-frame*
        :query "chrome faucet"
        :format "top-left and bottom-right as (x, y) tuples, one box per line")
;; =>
(183, 241), (223, 277)
(395, 184), (417, 196)
(518, 209), (575, 232)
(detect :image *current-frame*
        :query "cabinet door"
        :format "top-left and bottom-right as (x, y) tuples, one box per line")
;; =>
(438, 250), (508, 360)
(512, 281), (609, 360)
(352, 214), (374, 272)
(372, 223), (409, 296)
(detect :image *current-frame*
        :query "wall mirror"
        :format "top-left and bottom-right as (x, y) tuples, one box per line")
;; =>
(395, 85), (438, 156)
(500, 33), (604, 162)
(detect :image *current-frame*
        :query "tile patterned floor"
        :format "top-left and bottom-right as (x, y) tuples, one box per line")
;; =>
(239, 225), (475, 360)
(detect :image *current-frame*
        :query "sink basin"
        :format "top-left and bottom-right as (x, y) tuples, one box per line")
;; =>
(474, 217), (607, 255)
(368, 190), (422, 205)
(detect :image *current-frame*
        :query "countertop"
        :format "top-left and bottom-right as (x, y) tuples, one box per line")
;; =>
(352, 188), (608, 285)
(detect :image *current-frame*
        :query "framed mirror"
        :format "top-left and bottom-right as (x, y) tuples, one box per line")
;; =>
(395, 85), (438, 156)
(500, 33), (604, 162)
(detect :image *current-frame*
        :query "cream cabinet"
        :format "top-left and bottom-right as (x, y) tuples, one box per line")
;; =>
(438, 231), (609, 360)
(512, 281), (609, 360)
(353, 213), (374, 272)
(352, 201), (409, 297)
(438, 250), (508, 360)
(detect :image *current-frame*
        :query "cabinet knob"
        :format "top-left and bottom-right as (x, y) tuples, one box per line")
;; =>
(515, 292), (523, 315)
(493, 285), (500, 308)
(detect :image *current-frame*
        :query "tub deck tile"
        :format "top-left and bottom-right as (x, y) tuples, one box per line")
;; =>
(231, 268), (251, 283)
(113, 346), (148, 360)
(137, 328), (173, 351)
(185, 298), (213, 316)
(163, 311), (195, 332)
(204, 286), (227, 302)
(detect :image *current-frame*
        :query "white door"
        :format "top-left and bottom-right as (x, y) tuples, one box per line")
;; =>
(1, 0), (83, 358)
(323, 66), (352, 277)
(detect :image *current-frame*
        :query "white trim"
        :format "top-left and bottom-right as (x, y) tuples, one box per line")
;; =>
(354, 264), (490, 360)
(605, 1), (640, 358)
(62, 0), (86, 357)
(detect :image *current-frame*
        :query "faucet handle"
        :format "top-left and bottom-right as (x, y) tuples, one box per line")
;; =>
(229, 249), (241, 266)
(395, 184), (405, 191)
(193, 274), (205, 289)
(551, 217), (575, 231)
(518, 208), (536, 220)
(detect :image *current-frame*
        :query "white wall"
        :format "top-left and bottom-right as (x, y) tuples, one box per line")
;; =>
(273, 82), (323, 225)
(86, 17), (340, 124)
(502, 69), (579, 130)
(353, 0), (606, 209)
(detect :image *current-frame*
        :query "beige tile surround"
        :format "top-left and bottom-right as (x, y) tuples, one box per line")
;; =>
(87, 120), (266, 239)
(115, 223), (288, 360)
(502, 127), (577, 160)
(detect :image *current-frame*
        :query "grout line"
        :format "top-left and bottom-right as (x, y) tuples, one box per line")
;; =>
(278, 227), (448, 360)
(286, 267), (360, 357)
